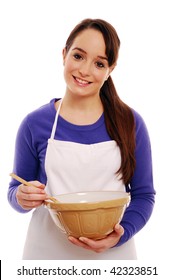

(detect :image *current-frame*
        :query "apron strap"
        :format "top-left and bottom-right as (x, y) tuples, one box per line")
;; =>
(50, 99), (63, 139)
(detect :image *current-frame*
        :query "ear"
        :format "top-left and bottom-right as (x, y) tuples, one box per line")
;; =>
(105, 63), (116, 80)
(109, 62), (116, 74)
(62, 48), (67, 65)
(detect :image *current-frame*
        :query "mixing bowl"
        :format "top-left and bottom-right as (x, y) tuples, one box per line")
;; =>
(45, 191), (130, 240)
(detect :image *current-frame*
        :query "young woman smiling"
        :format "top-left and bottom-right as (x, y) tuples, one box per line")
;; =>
(8, 18), (155, 260)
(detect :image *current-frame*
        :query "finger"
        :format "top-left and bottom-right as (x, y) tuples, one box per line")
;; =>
(78, 237), (108, 253)
(19, 184), (46, 195)
(18, 199), (44, 210)
(79, 227), (124, 251)
(26, 181), (46, 192)
(69, 235), (119, 253)
(114, 224), (124, 236)
(17, 191), (47, 201)
(23, 193), (47, 201)
(17, 185), (47, 204)
(68, 236), (95, 251)
(79, 237), (99, 248)
(30, 181), (46, 190)
(79, 236), (112, 252)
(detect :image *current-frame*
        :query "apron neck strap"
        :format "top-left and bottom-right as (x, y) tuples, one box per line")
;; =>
(50, 99), (63, 139)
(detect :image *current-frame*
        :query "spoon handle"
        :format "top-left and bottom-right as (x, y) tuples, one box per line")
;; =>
(9, 173), (58, 203)
(10, 173), (32, 186)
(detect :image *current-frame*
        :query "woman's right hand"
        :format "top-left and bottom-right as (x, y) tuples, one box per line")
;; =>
(16, 181), (48, 210)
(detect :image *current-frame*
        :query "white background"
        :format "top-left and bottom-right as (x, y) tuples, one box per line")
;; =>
(0, 0), (173, 270)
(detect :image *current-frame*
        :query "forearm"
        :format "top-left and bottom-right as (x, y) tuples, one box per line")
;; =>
(116, 193), (155, 246)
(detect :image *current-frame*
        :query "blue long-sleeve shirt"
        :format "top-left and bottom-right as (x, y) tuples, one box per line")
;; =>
(8, 98), (155, 245)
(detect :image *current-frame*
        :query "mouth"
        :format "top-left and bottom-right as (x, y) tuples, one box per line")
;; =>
(73, 76), (92, 86)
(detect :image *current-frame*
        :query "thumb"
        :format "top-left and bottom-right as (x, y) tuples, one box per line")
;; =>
(114, 224), (124, 236)
(30, 181), (46, 190)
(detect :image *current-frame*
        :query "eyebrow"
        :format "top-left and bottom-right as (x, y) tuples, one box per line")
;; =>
(72, 47), (108, 61)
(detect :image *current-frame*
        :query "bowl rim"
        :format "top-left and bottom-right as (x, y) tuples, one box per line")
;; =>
(45, 191), (130, 211)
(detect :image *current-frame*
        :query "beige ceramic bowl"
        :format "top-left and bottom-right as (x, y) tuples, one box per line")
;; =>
(45, 191), (130, 240)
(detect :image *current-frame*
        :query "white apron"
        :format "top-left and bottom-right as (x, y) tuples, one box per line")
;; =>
(22, 100), (137, 260)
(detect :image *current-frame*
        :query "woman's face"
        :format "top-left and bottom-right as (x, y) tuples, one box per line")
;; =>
(63, 28), (114, 98)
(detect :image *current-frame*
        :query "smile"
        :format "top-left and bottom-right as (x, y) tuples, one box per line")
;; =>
(73, 76), (92, 86)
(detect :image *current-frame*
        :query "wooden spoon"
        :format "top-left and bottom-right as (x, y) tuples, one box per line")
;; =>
(9, 173), (59, 203)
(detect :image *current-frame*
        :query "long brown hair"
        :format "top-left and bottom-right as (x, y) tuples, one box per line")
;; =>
(65, 18), (136, 185)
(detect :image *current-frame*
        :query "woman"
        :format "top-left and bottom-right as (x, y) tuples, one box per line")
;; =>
(8, 18), (155, 259)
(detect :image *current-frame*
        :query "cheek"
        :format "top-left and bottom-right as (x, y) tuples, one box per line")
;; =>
(64, 61), (73, 73)
(63, 62), (75, 83)
(94, 71), (108, 83)
(64, 57), (79, 74)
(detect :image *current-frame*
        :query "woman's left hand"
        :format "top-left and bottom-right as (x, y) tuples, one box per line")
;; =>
(68, 224), (124, 253)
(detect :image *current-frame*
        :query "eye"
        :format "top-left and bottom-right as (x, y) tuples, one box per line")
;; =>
(73, 53), (83, 60)
(95, 61), (105, 68)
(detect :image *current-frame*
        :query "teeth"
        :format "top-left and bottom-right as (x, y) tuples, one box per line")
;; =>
(75, 77), (89, 84)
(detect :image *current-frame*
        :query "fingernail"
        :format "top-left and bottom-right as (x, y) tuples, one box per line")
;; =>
(41, 190), (45, 193)
(115, 224), (120, 230)
(68, 236), (73, 241)
(79, 237), (86, 242)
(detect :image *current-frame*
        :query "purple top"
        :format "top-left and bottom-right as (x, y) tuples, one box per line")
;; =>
(8, 98), (155, 246)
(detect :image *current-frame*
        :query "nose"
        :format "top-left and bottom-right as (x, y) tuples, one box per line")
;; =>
(78, 61), (91, 77)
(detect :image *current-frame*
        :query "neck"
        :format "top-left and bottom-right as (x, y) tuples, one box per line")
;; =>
(56, 94), (104, 125)
(64, 92), (102, 109)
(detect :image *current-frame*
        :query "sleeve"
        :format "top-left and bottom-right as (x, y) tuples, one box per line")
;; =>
(7, 115), (39, 213)
(116, 112), (156, 246)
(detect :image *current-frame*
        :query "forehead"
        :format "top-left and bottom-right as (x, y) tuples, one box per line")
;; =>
(70, 29), (106, 55)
